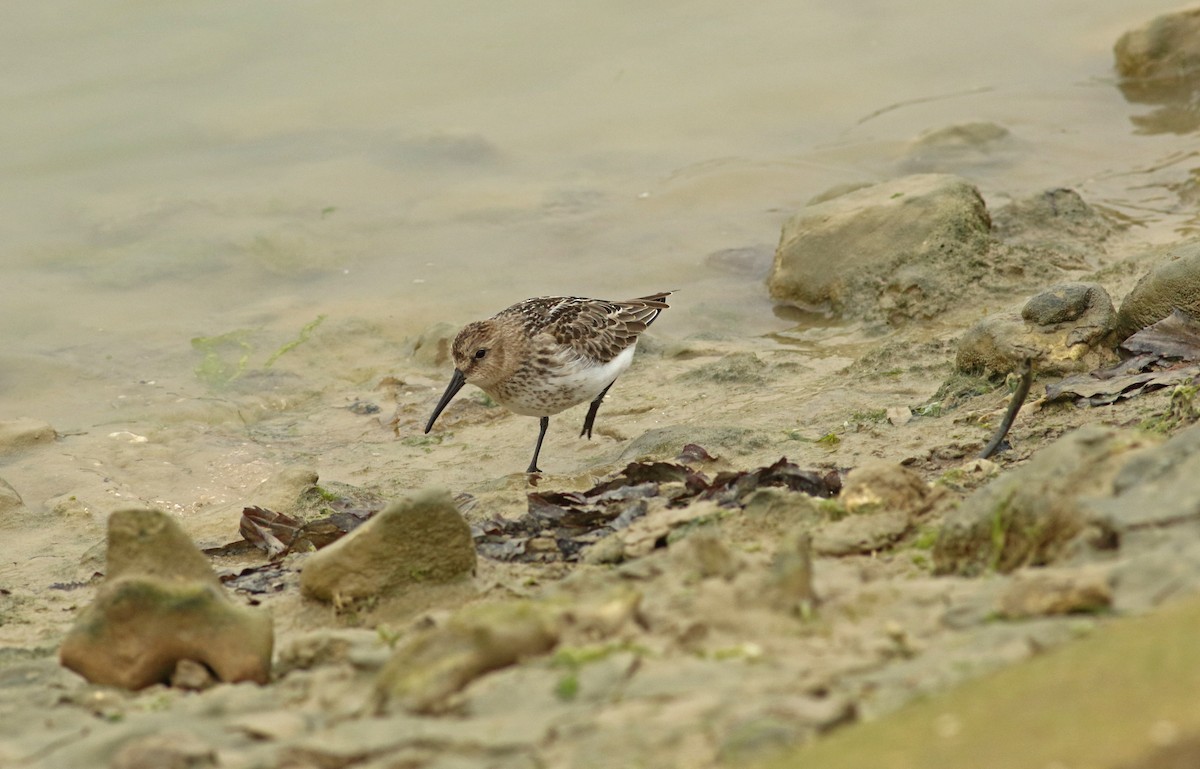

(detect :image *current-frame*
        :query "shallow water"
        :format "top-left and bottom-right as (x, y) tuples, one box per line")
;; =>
(0, 1), (1196, 521)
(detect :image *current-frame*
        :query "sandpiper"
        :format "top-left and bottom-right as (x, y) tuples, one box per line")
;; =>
(424, 292), (672, 473)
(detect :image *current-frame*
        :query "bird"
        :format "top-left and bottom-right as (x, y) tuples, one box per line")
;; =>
(424, 292), (672, 473)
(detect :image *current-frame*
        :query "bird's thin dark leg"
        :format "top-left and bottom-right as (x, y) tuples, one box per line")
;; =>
(527, 416), (550, 473)
(580, 381), (615, 439)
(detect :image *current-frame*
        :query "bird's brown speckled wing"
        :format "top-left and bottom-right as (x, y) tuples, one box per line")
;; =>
(497, 292), (671, 363)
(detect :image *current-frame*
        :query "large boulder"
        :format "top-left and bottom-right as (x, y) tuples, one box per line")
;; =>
(767, 174), (991, 323)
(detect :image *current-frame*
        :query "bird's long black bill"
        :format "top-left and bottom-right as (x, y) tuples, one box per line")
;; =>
(425, 369), (467, 433)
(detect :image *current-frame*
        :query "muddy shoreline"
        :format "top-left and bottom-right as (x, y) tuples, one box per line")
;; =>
(2, 186), (1198, 767)
(5, 7), (1200, 767)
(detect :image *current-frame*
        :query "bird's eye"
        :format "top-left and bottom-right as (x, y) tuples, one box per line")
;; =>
(474, 348), (488, 360)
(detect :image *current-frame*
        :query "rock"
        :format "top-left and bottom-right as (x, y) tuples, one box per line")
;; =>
(838, 461), (930, 516)
(374, 600), (562, 714)
(110, 731), (216, 769)
(991, 188), (1113, 249)
(300, 488), (476, 605)
(806, 464), (927, 554)
(998, 567), (1113, 618)
(933, 426), (1148, 576)
(105, 508), (221, 587)
(899, 121), (1014, 174)
(0, 418), (55, 455)
(1115, 8), (1200, 83)
(1116, 239), (1200, 340)
(956, 282), (1117, 377)
(170, 659), (217, 691)
(886, 406), (912, 426)
(59, 576), (274, 690)
(59, 508), (274, 690)
(767, 174), (992, 323)
(1085, 424), (1200, 550)
(1109, 539), (1200, 613)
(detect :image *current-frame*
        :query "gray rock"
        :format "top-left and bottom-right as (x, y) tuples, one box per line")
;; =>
(767, 174), (991, 323)
(956, 282), (1116, 377)
(933, 425), (1145, 576)
(1022, 282), (1100, 325)
(0, 418), (55, 455)
(1116, 238), (1200, 340)
(300, 488), (476, 604)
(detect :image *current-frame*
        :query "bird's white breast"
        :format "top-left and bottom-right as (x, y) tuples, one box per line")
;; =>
(500, 344), (637, 416)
